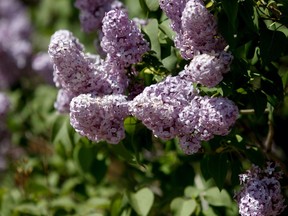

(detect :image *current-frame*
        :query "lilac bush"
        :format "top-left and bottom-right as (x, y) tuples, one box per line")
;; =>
(36, 0), (288, 215)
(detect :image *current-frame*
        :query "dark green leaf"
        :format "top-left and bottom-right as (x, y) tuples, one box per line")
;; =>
(260, 29), (287, 65)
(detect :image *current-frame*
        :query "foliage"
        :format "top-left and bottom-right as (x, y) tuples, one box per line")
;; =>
(0, 0), (288, 215)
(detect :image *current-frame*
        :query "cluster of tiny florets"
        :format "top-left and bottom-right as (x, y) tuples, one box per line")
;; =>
(48, 1), (239, 152)
(101, 9), (150, 69)
(49, 7), (150, 143)
(70, 94), (129, 144)
(176, 95), (238, 153)
(129, 75), (239, 154)
(235, 162), (287, 216)
(179, 51), (233, 87)
(129, 76), (198, 141)
(160, 0), (232, 88)
(74, 0), (124, 33)
(48, 30), (130, 113)
(177, 0), (226, 59)
(32, 52), (54, 85)
(0, 0), (32, 89)
(159, 0), (188, 33)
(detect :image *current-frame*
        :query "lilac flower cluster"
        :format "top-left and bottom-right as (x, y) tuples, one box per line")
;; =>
(48, 30), (126, 113)
(49, 9), (149, 143)
(101, 9), (150, 69)
(32, 52), (54, 85)
(129, 76), (239, 154)
(235, 162), (286, 216)
(160, 0), (232, 87)
(179, 51), (233, 87)
(160, 0), (226, 59)
(70, 94), (129, 144)
(159, 0), (189, 33)
(74, 0), (124, 33)
(129, 76), (198, 140)
(0, 0), (32, 89)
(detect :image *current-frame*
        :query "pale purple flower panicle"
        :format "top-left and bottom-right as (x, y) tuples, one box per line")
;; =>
(235, 162), (286, 216)
(70, 94), (129, 144)
(0, 0), (32, 89)
(178, 134), (202, 155)
(176, 96), (238, 153)
(101, 9), (150, 68)
(175, 0), (226, 59)
(48, 30), (114, 95)
(54, 89), (76, 114)
(159, 0), (189, 33)
(32, 52), (54, 84)
(129, 76), (198, 140)
(0, 93), (10, 118)
(197, 96), (239, 139)
(74, 0), (124, 33)
(179, 51), (233, 87)
(0, 0), (32, 68)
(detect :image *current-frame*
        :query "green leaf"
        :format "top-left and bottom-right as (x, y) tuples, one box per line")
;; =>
(51, 196), (75, 211)
(74, 144), (94, 173)
(250, 90), (267, 118)
(51, 115), (67, 143)
(162, 47), (177, 71)
(170, 198), (197, 216)
(143, 19), (161, 59)
(144, 0), (159, 11)
(109, 143), (137, 166)
(13, 203), (48, 215)
(127, 188), (154, 216)
(201, 154), (229, 190)
(184, 186), (200, 199)
(159, 19), (175, 41)
(245, 147), (265, 166)
(260, 29), (287, 65)
(124, 117), (138, 135)
(204, 187), (232, 207)
(221, 0), (239, 28)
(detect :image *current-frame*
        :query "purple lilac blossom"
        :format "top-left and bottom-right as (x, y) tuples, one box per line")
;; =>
(101, 9), (150, 69)
(176, 96), (239, 153)
(0, 0), (32, 89)
(197, 96), (239, 139)
(176, 0), (226, 59)
(32, 52), (54, 85)
(178, 134), (202, 155)
(70, 94), (129, 144)
(74, 0), (124, 33)
(54, 89), (76, 114)
(129, 75), (199, 140)
(179, 51), (233, 87)
(235, 162), (286, 216)
(48, 30), (116, 96)
(159, 0), (188, 33)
